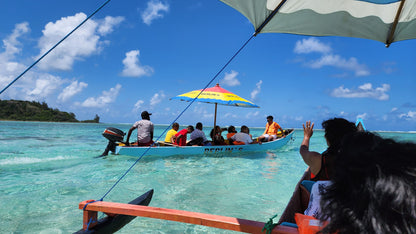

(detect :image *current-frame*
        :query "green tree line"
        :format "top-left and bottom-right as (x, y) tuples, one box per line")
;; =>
(0, 99), (99, 123)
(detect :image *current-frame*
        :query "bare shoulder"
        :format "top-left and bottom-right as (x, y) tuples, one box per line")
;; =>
(300, 147), (322, 174)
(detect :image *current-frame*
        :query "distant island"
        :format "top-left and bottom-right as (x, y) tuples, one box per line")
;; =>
(0, 99), (99, 123)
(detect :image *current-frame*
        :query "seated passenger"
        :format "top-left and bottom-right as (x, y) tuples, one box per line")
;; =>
(226, 125), (237, 139)
(174, 125), (194, 146)
(318, 132), (416, 233)
(258, 115), (284, 142)
(303, 180), (331, 219)
(210, 125), (225, 145)
(226, 125), (237, 145)
(300, 118), (357, 181)
(164, 122), (179, 144)
(187, 122), (211, 146)
(230, 125), (260, 145)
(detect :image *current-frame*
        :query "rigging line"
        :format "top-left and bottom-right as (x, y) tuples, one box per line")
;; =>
(96, 33), (256, 202)
(0, 0), (113, 95)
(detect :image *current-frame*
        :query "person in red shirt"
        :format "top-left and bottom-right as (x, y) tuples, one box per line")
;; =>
(174, 125), (194, 146)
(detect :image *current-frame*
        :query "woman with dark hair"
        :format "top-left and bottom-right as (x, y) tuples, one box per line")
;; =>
(300, 118), (357, 181)
(319, 132), (416, 233)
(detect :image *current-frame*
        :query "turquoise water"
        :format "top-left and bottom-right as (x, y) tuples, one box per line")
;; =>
(1, 121), (415, 233)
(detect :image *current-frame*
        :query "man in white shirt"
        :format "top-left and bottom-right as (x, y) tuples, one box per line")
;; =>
(125, 111), (154, 146)
(231, 125), (260, 145)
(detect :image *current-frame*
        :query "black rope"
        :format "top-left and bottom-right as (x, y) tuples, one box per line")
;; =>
(1, 0), (260, 207)
(96, 33), (257, 202)
(0, 0), (113, 95)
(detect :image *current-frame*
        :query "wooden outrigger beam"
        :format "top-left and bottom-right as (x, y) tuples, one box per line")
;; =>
(79, 200), (298, 234)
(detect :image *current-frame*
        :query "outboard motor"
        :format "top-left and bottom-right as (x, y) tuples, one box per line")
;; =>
(101, 127), (125, 156)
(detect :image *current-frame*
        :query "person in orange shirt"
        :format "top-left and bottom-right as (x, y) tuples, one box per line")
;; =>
(226, 126), (237, 140)
(257, 115), (284, 142)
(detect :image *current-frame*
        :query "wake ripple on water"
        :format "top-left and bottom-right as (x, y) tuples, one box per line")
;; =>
(0, 155), (76, 166)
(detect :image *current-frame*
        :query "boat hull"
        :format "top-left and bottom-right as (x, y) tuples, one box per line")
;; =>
(115, 129), (294, 157)
(75, 189), (154, 233)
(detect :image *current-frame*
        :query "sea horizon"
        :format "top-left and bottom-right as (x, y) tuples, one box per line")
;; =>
(2, 120), (415, 133)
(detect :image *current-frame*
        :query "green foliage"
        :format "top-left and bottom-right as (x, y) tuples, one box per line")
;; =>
(81, 114), (100, 123)
(0, 99), (99, 123)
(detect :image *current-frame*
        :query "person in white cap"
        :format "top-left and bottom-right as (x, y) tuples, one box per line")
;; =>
(125, 111), (154, 146)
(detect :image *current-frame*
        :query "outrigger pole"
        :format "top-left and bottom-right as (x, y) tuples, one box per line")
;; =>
(78, 198), (298, 234)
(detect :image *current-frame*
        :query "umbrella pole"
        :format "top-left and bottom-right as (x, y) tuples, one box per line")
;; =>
(213, 103), (218, 137)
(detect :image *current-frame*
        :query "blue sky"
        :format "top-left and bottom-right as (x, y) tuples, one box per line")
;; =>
(0, 0), (415, 131)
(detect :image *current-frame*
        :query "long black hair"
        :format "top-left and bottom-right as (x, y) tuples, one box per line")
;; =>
(320, 132), (416, 233)
(322, 118), (357, 150)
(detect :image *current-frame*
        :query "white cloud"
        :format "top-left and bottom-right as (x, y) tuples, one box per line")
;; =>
(224, 112), (237, 118)
(399, 111), (416, 120)
(356, 113), (368, 120)
(28, 74), (64, 97)
(98, 16), (124, 35)
(330, 83), (390, 100)
(36, 13), (123, 71)
(0, 23), (79, 104)
(133, 100), (144, 113)
(81, 84), (121, 107)
(121, 50), (154, 77)
(307, 54), (370, 76)
(193, 106), (213, 119)
(339, 111), (347, 117)
(294, 37), (370, 77)
(294, 37), (332, 54)
(141, 0), (169, 25)
(58, 80), (88, 102)
(220, 70), (240, 87)
(245, 111), (259, 119)
(0, 23), (30, 94)
(251, 80), (262, 100)
(150, 91), (166, 107)
(0, 15), (123, 103)
(294, 116), (303, 121)
(2, 22), (30, 58)
(0, 61), (27, 96)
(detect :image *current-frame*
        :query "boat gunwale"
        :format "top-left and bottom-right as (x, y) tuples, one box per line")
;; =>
(115, 129), (295, 156)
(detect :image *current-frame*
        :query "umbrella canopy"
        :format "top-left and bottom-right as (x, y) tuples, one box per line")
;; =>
(220, 0), (416, 47)
(171, 83), (259, 128)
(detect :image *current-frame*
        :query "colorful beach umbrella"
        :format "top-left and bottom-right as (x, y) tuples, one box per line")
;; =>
(171, 83), (259, 128)
(220, 0), (416, 47)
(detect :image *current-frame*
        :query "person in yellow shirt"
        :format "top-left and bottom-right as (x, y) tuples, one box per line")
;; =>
(164, 122), (179, 143)
(257, 115), (284, 142)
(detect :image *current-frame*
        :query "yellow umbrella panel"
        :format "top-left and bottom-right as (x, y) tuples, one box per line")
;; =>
(171, 83), (259, 128)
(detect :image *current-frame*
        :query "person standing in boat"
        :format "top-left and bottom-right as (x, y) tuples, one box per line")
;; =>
(174, 125), (194, 146)
(125, 111), (154, 146)
(187, 122), (210, 146)
(257, 115), (284, 142)
(300, 118), (357, 181)
(164, 122), (179, 144)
